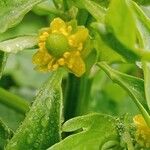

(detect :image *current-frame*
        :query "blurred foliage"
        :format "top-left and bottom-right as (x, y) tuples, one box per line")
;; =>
(0, 0), (150, 149)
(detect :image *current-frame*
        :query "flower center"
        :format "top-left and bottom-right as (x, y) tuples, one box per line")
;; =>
(45, 33), (69, 58)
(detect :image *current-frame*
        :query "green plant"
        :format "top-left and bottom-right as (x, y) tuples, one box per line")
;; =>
(0, 0), (150, 149)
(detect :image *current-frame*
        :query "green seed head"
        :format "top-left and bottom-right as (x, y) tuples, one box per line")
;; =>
(45, 33), (69, 58)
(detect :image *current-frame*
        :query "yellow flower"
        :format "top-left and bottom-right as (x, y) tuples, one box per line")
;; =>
(133, 114), (150, 148)
(32, 18), (89, 77)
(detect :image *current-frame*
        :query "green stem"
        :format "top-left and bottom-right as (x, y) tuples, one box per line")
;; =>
(76, 75), (92, 115)
(64, 74), (81, 121)
(0, 88), (29, 114)
(64, 74), (93, 120)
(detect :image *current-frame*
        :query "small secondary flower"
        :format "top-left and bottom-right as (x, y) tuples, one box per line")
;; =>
(32, 18), (89, 77)
(133, 114), (150, 148)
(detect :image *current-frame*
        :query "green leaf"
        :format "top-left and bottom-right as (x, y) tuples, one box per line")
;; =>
(0, 119), (13, 149)
(0, 0), (45, 33)
(92, 23), (140, 62)
(0, 51), (7, 78)
(6, 70), (63, 150)
(130, 1), (150, 50)
(48, 113), (120, 150)
(94, 32), (125, 63)
(97, 1), (150, 62)
(98, 62), (150, 127)
(32, 0), (64, 16)
(73, 0), (106, 22)
(0, 36), (38, 53)
(106, 0), (136, 48)
(92, 22), (150, 62)
(92, 0), (110, 8)
(130, 1), (150, 111)
(0, 12), (47, 42)
(134, 0), (150, 5)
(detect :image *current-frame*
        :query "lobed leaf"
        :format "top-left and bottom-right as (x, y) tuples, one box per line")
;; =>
(6, 70), (63, 150)
(48, 113), (120, 150)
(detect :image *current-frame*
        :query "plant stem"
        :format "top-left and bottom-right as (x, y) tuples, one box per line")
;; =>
(0, 88), (29, 114)
(76, 75), (93, 115)
(64, 74), (81, 121)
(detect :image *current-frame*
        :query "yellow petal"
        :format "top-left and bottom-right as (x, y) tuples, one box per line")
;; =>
(69, 27), (89, 47)
(133, 115), (148, 127)
(48, 58), (55, 70)
(50, 18), (66, 33)
(35, 65), (49, 72)
(32, 51), (52, 65)
(32, 51), (44, 65)
(58, 58), (65, 66)
(133, 115), (150, 148)
(65, 51), (85, 77)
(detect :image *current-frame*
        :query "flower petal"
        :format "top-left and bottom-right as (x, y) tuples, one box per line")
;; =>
(133, 115), (147, 127)
(50, 18), (66, 33)
(65, 51), (85, 77)
(32, 51), (52, 65)
(69, 27), (89, 47)
(35, 65), (49, 72)
(133, 115), (150, 148)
